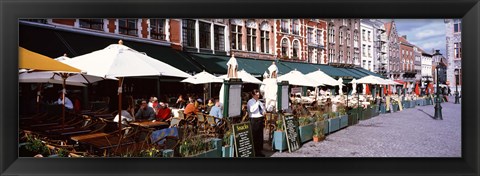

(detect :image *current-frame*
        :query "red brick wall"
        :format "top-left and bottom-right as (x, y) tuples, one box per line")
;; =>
(141, 19), (149, 38)
(107, 19), (116, 33)
(169, 19), (182, 50)
(52, 19), (75, 26)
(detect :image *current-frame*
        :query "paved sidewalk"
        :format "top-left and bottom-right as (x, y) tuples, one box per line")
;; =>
(271, 97), (461, 157)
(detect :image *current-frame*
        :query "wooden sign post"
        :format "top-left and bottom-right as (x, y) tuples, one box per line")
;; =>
(282, 113), (301, 152)
(232, 122), (255, 157)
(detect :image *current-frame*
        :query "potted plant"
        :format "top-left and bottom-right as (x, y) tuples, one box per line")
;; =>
(272, 119), (287, 152)
(313, 124), (325, 142)
(391, 101), (399, 112)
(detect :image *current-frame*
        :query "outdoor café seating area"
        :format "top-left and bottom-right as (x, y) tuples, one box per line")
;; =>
(18, 41), (441, 158)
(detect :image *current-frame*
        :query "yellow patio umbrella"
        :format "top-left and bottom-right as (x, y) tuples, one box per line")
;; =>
(19, 47), (80, 72)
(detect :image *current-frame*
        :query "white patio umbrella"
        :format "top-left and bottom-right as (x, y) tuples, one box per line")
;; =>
(306, 69), (343, 86)
(278, 69), (321, 87)
(352, 75), (386, 85)
(219, 69), (262, 84)
(181, 71), (223, 106)
(181, 71), (223, 84)
(64, 41), (190, 134)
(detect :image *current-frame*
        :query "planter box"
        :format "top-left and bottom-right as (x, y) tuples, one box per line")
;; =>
(380, 104), (386, 114)
(298, 123), (314, 143)
(328, 117), (340, 133)
(222, 135), (234, 157)
(402, 101), (409, 109)
(272, 131), (287, 152)
(392, 104), (399, 112)
(192, 138), (222, 158)
(372, 105), (379, 117)
(410, 101), (416, 108)
(339, 115), (348, 129)
(348, 113), (358, 126)
(323, 120), (329, 135)
(363, 107), (372, 120)
(222, 146), (233, 157)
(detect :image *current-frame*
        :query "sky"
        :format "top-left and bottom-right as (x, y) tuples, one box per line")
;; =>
(381, 19), (448, 55)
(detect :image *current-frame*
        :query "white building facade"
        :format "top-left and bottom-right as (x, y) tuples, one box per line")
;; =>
(360, 19), (374, 71)
(421, 51), (433, 87)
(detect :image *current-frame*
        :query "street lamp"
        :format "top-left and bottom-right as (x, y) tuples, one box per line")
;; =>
(454, 68), (460, 104)
(434, 63), (443, 120)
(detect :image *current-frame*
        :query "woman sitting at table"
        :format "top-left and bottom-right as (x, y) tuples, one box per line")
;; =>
(183, 98), (198, 116)
(175, 95), (186, 109)
(114, 101), (134, 126)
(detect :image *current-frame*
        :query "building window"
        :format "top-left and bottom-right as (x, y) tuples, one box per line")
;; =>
(182, 19), (196, 47)
(292, 40), (300, 59)
(362, 44), (366, 57)
(317, 49), (323, 63)
(339, 30), (344, 45)
(368, 31), (371, 42)
(231, 24), (242, 50)
(347, 51), (351, 63)
(454, 42), (462, 58)
(260, 29), (270, 53)
(214, 25), (225, 51)
(347, 31), (351, 46)
(454, 21), (461, 33)
(363, 60), (366, 68)
(354, 31), (359, 46)
(329, 48), (335, 63)
(308, 28), (314, 43)
(362, 29), (366, 41)
(281, 38), (289, 57)
(281, 19), (289, 33)
(246, 27), (257, 52)
(339, 49), (344, 63)
(79, 19), (103, 31)
(329, 25), (335, 43)
(368, 61), (372, 71)
(368, 45), (371, 57)
(317, 30), (323, 45)
(308, 48), (313, 63)
(199, 22), (211, 49)
(292, 19), (300, 35)
(118, 19), (137, 36)
(150, 19), (165, 40)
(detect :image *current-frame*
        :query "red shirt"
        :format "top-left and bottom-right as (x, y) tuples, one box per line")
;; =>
(184, 103), (198, 116)
(156, 107), (172, 120)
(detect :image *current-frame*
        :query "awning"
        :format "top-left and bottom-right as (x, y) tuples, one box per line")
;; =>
(277, 61), (320, 74)
(19, 23), (203, 75)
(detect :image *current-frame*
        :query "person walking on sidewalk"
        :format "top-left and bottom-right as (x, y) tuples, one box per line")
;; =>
(247, 89), (266, 157)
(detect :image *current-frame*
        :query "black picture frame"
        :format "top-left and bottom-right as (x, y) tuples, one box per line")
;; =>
(1, 0), (479, 175)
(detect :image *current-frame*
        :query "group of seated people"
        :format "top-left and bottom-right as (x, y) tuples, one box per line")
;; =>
(113, 95), (224, 126)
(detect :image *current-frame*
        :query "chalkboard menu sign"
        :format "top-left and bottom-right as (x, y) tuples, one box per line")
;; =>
(232, 122), (255, 157)
(282, 113), (301, 152)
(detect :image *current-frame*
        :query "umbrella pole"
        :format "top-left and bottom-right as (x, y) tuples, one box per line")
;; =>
(36, 83), (42, 113)
(118, 77), (124, 136)
(61, 74), (67, 131)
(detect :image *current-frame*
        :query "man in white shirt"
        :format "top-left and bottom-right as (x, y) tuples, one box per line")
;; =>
(247, 89), (266, 157)
(55, 92), (73, 110)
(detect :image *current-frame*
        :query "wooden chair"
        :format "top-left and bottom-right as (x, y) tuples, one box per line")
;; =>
(205, 115), (226, 137)
(196, 112), (207, 134)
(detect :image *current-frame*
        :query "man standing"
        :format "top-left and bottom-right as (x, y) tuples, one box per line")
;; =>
(135, 100), (156, 121)
(247, 89), (266, 157)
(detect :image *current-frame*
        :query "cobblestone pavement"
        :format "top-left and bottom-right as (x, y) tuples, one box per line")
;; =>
(270, 96), (461, 157)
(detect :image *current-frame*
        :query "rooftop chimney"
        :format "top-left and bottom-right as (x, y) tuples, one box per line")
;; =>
(402, 35), (407, 39)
